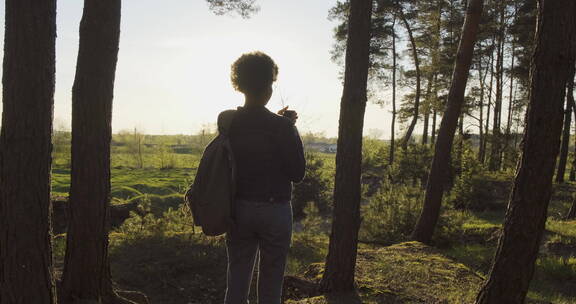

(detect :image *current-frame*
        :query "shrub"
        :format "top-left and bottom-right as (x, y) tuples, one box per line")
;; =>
(117, 198), (194, 238)
(292, 152), (332, 220)
(362, 138), (389, 195)
(388, 144), (433, 187)
(299, 202), (331, 236)
(447, 144), (488, 210)
(359, 182), (423, 245)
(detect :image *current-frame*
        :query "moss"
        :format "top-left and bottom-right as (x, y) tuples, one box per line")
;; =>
(293, 242), (483, 304)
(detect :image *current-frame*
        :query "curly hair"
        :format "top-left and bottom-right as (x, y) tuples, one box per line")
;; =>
(231, 51), (278, 95)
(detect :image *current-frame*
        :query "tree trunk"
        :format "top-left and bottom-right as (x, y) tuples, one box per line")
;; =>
(556, 95), (572, 183)
(390, 16), (397, 165)
(400, 10), (422, 150)
(566, 201), (576, 220)
(319, 0), (372, 292)
(0, 1), (57, 303)
(422, 75), (434, 145)
(559, 64), (575, 183)
(489, 3), (506, 171)
(482, 48), (495, 165)
(60, 1), (134, 303)
(432, 107), (437, 145)
(431, 74), (438, 146)
(478, 57), (487, 162)
(411, 0), (484, 244)
(504, 19), (517, 169)
(476, 1), (576, 302)
(569, 73), (576, 182)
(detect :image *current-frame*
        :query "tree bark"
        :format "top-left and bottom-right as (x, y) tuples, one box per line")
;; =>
(411, 0), (484, 244)
(400, 10), (422, 150)
(319, 0), (372, 293)
(476, 1), (576, 302)
(60, 1), (135, 303)
(0, 1), (57, 303)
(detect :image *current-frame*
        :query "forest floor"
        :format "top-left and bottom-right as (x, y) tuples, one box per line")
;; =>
(51, 163), (576, 304)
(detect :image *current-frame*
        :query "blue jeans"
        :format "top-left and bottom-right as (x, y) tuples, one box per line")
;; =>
(224, 199), (293, 304)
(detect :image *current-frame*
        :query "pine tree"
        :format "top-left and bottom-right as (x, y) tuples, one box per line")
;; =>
(411, 0), (484, 244)
(320, 0), (373, 292)
(0, 0), (57, 303)
(476, 0), (576, 301)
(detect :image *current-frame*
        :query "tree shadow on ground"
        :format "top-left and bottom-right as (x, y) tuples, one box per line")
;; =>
(109, 233), (228, 304)
(324, 291), (363, 304)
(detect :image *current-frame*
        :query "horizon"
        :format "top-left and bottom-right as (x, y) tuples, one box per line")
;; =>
(0, 0), (400, 139)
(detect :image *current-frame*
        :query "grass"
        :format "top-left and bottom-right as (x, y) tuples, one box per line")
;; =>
(288, 241), (484, 304)
(48, 149), (576, 303)
(52, 165), (195, 198)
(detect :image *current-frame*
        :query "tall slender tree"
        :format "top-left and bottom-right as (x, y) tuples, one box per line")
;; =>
(390, 15), (398, 165)
(488, 0), (506, 171)
(556, 96), (572, 183)
(399, 6), (422, 150)
(569, 71), (576, 182)
(319, 0), (373, 292)
(476, 0), (576, 301)
(0, 1), (57, 303)
(59, 2), (259, 303)
(411, 0), (484, 244)
(60, 1), (126, 303)
(556, 63), (575, 183)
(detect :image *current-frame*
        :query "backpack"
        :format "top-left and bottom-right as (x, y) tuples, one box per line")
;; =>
(185, 109), (237, 236)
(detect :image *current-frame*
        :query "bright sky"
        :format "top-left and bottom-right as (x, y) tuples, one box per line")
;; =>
(0, 0), (395, 138)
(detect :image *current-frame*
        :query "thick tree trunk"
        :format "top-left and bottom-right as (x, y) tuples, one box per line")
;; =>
(60, 1), (135, 304)
(475, 1), (576, 302)
(390, 17), (397, 165)
(556, 96), (572, 183)
(0, 1), (57, 303)
(411, 0), (484, 244)
(319, 0), (372, 293)
(400, 10), (422, 150)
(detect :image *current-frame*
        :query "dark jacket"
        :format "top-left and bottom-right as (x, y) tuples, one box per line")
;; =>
(227, 105), (305, 202)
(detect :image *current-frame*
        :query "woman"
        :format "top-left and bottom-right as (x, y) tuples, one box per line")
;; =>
(223, 51), (306, 304)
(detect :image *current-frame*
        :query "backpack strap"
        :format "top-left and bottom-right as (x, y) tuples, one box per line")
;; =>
(217, 109), (238, 136)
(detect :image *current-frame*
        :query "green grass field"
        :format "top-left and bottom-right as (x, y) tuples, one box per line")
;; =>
(49, 148), (576, 303)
